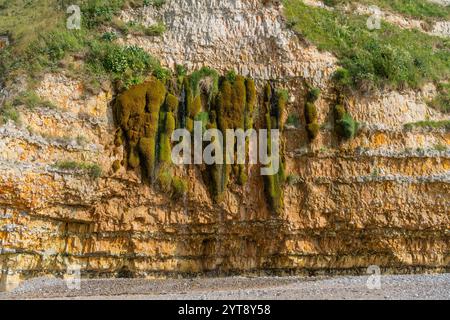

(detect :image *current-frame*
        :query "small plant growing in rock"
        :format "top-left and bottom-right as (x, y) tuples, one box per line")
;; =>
(101, 31), (118, 42)
(307, 87), (320, 103)
(336, 113), (358, 139)
(153, 65), (171, 81)
(0, 102), (21, 125)
(53, 161), (102, 179)
(278, 88), (289, 102)
(427, 82), (450, 114)
(226, 70), (237, 83)
(285, 114), (300, 128)
(144, 22), (166, 37)
(76, 135), (89, 147)
(371, 168), (380, 178)
(176, 64), (187, 77)
(334, 104), (359, 140)
(13, 91), (56, 110)
(88, 164), (103, 179)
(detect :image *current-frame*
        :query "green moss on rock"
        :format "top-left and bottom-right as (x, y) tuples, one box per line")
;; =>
(262, 82), (285, 214)
(138, 136), (156, 179)
(186, 117), (194, 132)
(115, 78), (166, 181)
(114, 71), (288, 212)
(158, 169), (173, 193)
(112, 160), (121, 173)
(307, 123), (320, 139)
(204, 75), (251, 202)
(128, 148), (140, 169)
(276, 90), (287, 129)
(334, 104), (346, 120)
(114, 128), (124, 147)
(172, 176), (188, 199)
(305, 102), (318, 123)
(159, 133), (171, 163)
(304, 88), (320, 141)
(307, 87), (321, 103)
(165, 112), (176, 134)
(165, 93), (179, 113)
(245, 78), (256, 114)
(334, 104), (358, 140)
(238, 164), (248, 185)
(189, 95), (202, 118)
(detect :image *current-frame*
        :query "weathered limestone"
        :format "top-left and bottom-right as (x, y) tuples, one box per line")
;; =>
(120, 0), (337, 88)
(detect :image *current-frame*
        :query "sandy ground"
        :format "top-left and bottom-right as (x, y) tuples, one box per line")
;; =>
(1, 274), (449, 300)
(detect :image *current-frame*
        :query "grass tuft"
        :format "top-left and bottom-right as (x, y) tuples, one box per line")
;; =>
(404, 120), (450, 131)
(53, 160), (103, 178)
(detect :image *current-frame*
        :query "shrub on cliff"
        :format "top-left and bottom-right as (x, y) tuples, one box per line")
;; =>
(81, 0), (124, 29)
(335, 105), (359, 139)
(102, 45), (152, 74)
(87, 41), (170, 87)
(0, 102), (21, 125)
(0, 0), (169, 91)
(306, 122), (320, 140)
(427, 83), (450, 114)
(333, 68), (352, 90)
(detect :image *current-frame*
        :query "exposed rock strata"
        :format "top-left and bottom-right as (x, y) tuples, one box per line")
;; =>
(0, 0), (449, 290)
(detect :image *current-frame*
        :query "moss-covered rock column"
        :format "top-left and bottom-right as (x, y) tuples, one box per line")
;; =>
(204, 75), (255, 202)
(263, 83), (286, 214)
(305, 88), (320, 141)
(159, 93), (178, 163)
(114, 78), (166, 182)
(238, 78), (256, 185)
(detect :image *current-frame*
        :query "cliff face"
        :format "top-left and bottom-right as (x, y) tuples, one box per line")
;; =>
(0, 0), (449, 290)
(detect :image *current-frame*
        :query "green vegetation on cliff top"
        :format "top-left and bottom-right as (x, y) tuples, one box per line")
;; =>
(323, 0), (450, 21)
(0, 0), (167, 89)
(283, 0), (450, 92)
